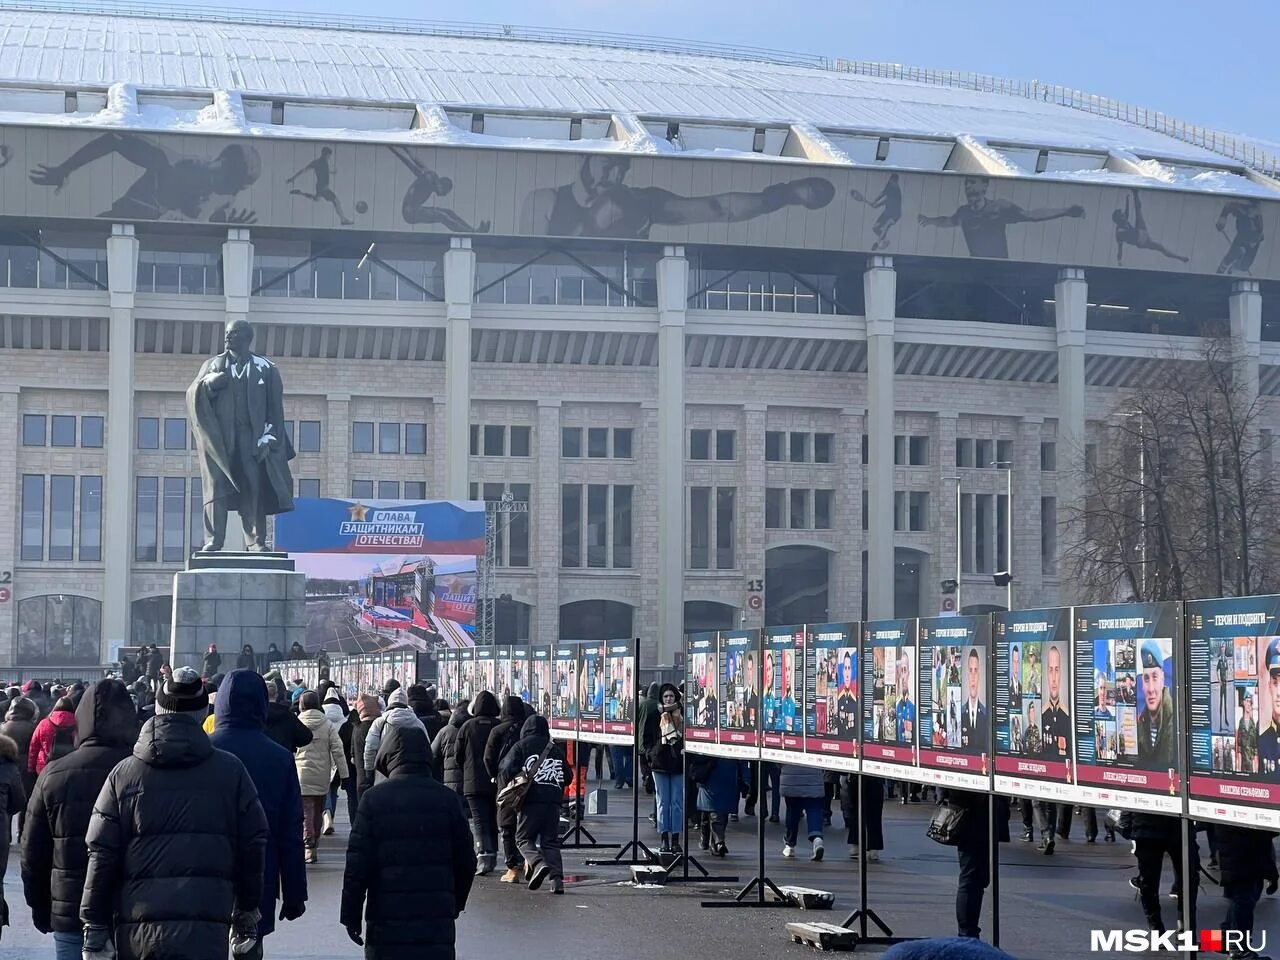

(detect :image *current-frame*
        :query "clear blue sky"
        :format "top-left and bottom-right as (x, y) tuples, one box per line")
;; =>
(247, 0), (1277, 145)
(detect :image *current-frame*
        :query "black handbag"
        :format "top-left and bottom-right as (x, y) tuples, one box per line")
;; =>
(926, 801), (968, 846)
(496, 740), (554, 813)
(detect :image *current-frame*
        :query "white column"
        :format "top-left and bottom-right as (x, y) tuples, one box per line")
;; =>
(443, 238), (475, 500)
(656, 246), (687, 665)
(222, 228), (253, 324)
(832, 407), (864, 622)
(1229, 279), (1262, 407)
(0, 387), (17, 668)
(534, 399), (562, 643)
(1054, 267), (1087, 599)
(326, 395), (351, 498)
(103, 224), (139, 656)
(864, 256), (895, 619)
(740, 404), (768, 629)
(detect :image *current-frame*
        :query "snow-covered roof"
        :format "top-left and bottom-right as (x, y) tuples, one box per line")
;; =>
(0, 4), (1275, 198)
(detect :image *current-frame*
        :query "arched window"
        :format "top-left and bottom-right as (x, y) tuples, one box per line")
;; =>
(494, 598), (533, 643)
(765, 546), (830, 627)
(131, 596), (172, 649)
(560, 600), (633, 641)
(16, 595), (101, 664)
(683, 600), (739, 634)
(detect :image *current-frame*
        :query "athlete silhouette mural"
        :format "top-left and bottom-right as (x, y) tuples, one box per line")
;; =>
(29, 132), (260, 222)
(1112, 188), (1188, 264)
(391, 146), (490, 232)
(850, 173), (901, 251)
(1216, 198), (1265, 275)
(0, 145), (11, 170)
(287, 147), (353, 224)
(918, 175), (1084, 258)
(520, 155), (834, 239)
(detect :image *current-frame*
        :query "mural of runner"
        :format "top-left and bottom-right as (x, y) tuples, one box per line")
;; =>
(850, 173), (901, 251)
(390, 146), (490, 232)
(1216, 198), (1265, 275)
(520, 155), (834, 239)
(29, 132), (259, 222)
(1112, 188), (1189, 264)
(287, 146), (353, 225)
(918, 175), (1085, 258)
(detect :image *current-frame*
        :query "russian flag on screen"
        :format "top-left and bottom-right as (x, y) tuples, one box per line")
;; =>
(276, 498), (486, 556)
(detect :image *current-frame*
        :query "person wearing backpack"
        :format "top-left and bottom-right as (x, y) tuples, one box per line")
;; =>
(499, 714), (567, 894)
(484, 696), (531, 883)
(29, 698), (77, 776)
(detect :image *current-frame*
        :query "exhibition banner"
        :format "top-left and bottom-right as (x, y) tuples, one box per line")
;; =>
(801, 622), (860, 771)
(510, 645), (531, 703)
(578, 642), (607, 740)
(761, 625), (806, 763)
(918, 616), (993, 790)
(1073, 602), (1182, 813)
(718, 630), (761, 758)
(551, 643), (579, 738)
(455, 646), (475, 704)
(993, 607), (1075, 802)
(530, 644), (554, 716)
(861, 619), (922, 780)
(1186, 596), (1280, 828)
(685, 632), (719, 748)
(601, 639), (638, 745)
(494, 645), (513, 700)
(475, 644), (496, 701)
(438, 648), (455, 705)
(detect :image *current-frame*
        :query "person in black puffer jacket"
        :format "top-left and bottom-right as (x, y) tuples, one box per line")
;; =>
(263, 674), (313, 753)
(350, 694), (381, 799)
(455, 691), (501, 874)
(940, 787), (1010, 940)
(500, 714), (568, 893)
(1214, 824), (1278, 951)
(485, 697), (532, 882)
(21, 679), (137, 957)
(78, 668), (269, 960)
(0, 731), (26, 932)
(408, 684), (446, 740)
(1119, 811), (1199, 934)
(432, 702), (470, 792)
(1, 696), (38, 831)
(341, 724), (475, 960)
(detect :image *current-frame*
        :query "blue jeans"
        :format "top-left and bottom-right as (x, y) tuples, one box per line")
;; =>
(784, 796), (824, 846)
(53, 931), (83, 960)
(653, 770), (684, 834)
(610, 746), (633, 786)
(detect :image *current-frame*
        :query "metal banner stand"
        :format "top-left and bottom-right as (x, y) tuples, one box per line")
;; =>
(989, 791), (1001, 948)
(666, 745), (739, 885)
(560, 743), (618, 851)
(701, 759), (786, 907)
(840, 773), (896, 939)
(585, 741), (657, 865)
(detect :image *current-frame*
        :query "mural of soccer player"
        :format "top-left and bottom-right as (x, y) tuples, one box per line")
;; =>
(918, 175), (1084, 258)
(1216, 198), (1265, 275)
(1112, 188), (1189, 265)
(521, 155), (835, 239)
(29, 132), (259, 223)
(390, 146), (490, 233)
(287, 147), (353, 224)
(850, 173), (901, 251)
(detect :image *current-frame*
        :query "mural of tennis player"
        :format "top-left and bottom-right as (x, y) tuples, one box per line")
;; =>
(29, 132), (259, 222)
(1216, 198), (1265, 275)
(918, 175), (1084, 258)
(287, 146), (352, 224)
(390, 146), (490, 233)
(1112, 188), (1189, 265)
(521, 155), (835, 239)
(850, 173), (901, 251)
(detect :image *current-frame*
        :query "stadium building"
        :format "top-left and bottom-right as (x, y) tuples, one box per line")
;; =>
(0, 4), (1277, 670)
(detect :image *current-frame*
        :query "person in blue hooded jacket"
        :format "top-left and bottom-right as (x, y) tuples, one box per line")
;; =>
(209, 669), (308, 955)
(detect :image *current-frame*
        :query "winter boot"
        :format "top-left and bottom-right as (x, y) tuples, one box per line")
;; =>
(671, 832), (682, 852)
(660, 832), (671, 854)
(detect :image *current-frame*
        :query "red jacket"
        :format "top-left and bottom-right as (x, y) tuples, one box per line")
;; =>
(29, 709), (77, 774)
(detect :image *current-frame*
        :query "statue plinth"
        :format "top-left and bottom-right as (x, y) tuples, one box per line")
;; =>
(188, 550), (295, 573)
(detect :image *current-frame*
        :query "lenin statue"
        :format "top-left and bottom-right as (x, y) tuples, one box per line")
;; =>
(186, 318), (295, 551)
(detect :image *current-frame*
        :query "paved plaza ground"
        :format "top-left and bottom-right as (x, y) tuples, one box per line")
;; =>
(0, 782), (1274, 960)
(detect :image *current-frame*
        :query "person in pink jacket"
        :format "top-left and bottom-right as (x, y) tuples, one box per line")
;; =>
(29, 697), (77, 775)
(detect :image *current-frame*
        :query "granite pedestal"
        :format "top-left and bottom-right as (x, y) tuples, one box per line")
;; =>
(170, 552), (307, 673)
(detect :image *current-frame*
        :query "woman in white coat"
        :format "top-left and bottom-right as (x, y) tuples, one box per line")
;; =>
(295, 690), (348, 863)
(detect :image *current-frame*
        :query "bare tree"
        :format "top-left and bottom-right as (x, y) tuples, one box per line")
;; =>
(1063, 333), (1277, 603)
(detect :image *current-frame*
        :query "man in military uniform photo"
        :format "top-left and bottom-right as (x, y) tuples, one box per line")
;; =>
(1040, 645), (1071, 759)
(1136, 640), (1175, 771)
(1236, 691), (1259, 774)
(1258, 639), (1280, 781)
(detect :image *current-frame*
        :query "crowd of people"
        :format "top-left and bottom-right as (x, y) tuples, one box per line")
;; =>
(0, 661), (1272, 958)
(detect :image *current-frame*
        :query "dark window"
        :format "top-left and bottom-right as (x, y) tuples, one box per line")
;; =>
(509, 426), (531, 457)
(715, 487), (735, 568)
(862, 434), (869, 465)
(298, 478), (321, 498)
(814, 433), (834, 464)
(996, 439), (1012, 466)
(586, 484), (608, 567)
(351, 480), (374, 499)
(689, 429), (711, 460)
(613, 428), (633, 459)
(814, 489), (834, 530)
(561, 485), (581, 567)
(81, 416), (104, 448)
(404, 423), (426, 455)
(136, 417), (159, 450)
(508, 483), (530, 567)
(789, 432), (809, 463)
(765, 488), (784, 529)
(690, 487), (710, 569)
(162, 477), (185, 563)
(134, 477), (158, 562)
(163, 418), (187, 451)
(909, 436), (929, 466)
(22, 415), (46, 447)
(1042, 496), (1058, 575)
(189, 477), (203, 553)
(765, 431), (784, 462)
(790, 489), (809, 529)
(469, 424), (480, 456)
(377, 480), (400, 499)
(909, 491), (929, 532)
(48, 475), (74, 561)
(298, 420), (321, 452)
(956, 438), (973, 467)
(378, 422), (401, 454)
(483, 425), (506, 456)
(715, 429), (736, 461)
(562, 427), (582, 458)
(79, 476), (102, 562)
(975, 439), (994, 467)
(21, 475), (44, 561)
(352, 422), (374, 454)
(613, 485), (633, 569)
(51, 415), (76, 448)
(404, 481), (426, 499)
(17, 595), (102, 665)
(587, 427), (609, 458)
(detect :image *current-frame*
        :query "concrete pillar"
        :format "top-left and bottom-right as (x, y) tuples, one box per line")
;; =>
(534, 399), (561, 642)
(325, 395), (351, 498)
(1229, 279), (1262, 407)
(831, 407), (864, 622)
(222, 228), (253, 324)
(103, 225), (139, 657)
(935, 411), (960, 612)
(0, 387), (17, 668)
(443, 239), (475, 500)
(741, 404), (768, 629)
(656, 246), (687, 665)
(1054, 267), (1087, 601)
(1016, 418), (1045, 608)
(864, 256), (895, 619)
